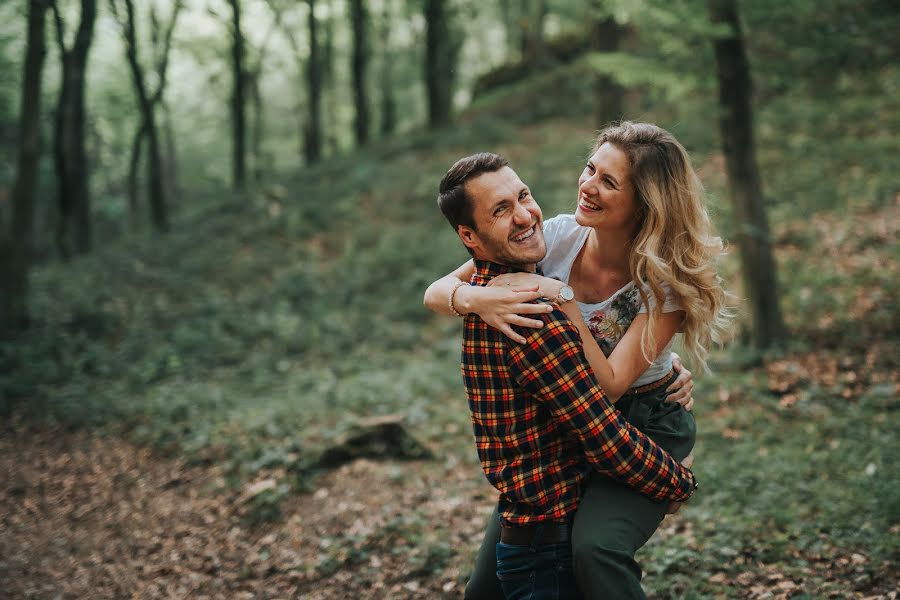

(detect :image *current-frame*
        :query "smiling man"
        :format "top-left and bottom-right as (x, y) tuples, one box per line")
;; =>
(430, 152), (698, 600)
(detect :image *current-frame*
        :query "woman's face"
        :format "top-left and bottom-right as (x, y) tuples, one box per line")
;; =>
(575, 142), (640, 233)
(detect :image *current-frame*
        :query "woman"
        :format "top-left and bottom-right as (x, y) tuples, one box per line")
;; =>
(424, 122), (732, 599)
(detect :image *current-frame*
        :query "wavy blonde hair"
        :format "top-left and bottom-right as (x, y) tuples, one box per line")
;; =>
(593, 122), (734, 372)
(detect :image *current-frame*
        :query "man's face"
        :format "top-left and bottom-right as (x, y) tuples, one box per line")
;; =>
(458, 166), (546, 268)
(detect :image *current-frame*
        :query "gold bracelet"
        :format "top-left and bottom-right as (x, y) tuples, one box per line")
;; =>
(449, 281), (469, 317)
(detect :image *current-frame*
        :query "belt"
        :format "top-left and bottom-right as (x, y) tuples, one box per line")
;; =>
(499, 522), (570, 545)
(623, 369), (675, 396)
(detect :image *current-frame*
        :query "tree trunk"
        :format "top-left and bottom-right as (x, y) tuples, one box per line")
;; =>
(424, 0), (456, 129)
(161, 99), (179, 206)
(709, 0), (785, 349)
(378, 0), (396, 136)
(590, 7), (624, 127)
(249, 70), (264, 182)
(520, 0), (547, 66)
(305, 0), (322, 163)
(124, 2), (167, 232)
(228, 0), (246, 190)
(52, 0), (96, 258)
(499, 0), (519, 59)
(127, 121), (146, 230)
(1, 0), (50, 335)
(349, 0), (370, 145)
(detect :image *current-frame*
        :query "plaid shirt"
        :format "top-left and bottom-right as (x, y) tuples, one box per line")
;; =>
(463, 260), (696, 526)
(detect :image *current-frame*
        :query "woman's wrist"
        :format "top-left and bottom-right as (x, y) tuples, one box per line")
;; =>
(449, 281), (470, 316)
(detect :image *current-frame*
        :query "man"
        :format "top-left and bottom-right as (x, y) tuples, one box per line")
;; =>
(431, 153), (698, 600)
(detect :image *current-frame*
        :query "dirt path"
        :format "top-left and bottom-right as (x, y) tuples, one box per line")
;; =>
(0, 421), (493, 599)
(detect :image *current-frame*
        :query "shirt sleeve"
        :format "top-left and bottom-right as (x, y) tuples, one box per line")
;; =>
(506, 310), (695, 502)
(637, 281), (683, 314)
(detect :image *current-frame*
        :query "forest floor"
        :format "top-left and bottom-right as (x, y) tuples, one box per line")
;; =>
(1, 405), (897, 600)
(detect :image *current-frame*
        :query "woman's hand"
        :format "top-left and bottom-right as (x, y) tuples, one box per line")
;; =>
(455, 284), (550, 344)
(665, 352), (694, 411)
(487, 272), (565, 301)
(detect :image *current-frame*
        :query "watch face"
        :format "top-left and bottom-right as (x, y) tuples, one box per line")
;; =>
(560, 286), (575, 301)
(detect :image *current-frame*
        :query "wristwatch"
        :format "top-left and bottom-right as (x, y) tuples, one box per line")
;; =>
(555, 285), (575, 304)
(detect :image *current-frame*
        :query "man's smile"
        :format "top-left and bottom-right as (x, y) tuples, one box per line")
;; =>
(511, 225), (537, 242)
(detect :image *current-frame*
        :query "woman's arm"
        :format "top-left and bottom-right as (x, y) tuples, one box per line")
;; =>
(560, 301), (684, 403)
(423, 262), (550, 343)
(423, 260), (477, 316)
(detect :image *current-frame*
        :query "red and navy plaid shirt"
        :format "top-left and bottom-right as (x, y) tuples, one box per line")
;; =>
(462, 260), (696, 526)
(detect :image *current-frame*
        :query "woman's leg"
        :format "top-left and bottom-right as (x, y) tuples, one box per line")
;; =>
(464, 505), (505, 600)
(572, 384), (696, 600)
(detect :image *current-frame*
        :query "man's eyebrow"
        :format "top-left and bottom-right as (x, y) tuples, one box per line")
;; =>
(490, 197), (510, 211)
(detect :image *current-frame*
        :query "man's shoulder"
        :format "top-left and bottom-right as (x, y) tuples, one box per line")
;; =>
(518, 304), (581, 346)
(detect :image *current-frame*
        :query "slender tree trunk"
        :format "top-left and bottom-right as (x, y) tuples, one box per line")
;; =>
(499, 0), (518, 59)
(520, 0), (546, 66)
(160, 99), (178, 205)
(227, 0), (246, 190)
(319, 0), (339, 154)
(249, 70), (264, 182)
(305, 0), (322, 163)
(52, 0), (96, 258)
(378, 0), (396, 136)
(709, 0), (785, 348)
(424, 0), (456, 129)
(349, 0), (370, 145)
(121, 0), (167, 231)
(590, 6), (624, 127)
(127, 121), (146, 230)
(1, 0), (50, 334)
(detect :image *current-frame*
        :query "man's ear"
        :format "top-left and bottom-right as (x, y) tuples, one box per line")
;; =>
(457, 225), (480, 253)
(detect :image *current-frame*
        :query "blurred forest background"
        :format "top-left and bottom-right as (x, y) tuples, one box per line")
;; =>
(0, 0), (898, 598)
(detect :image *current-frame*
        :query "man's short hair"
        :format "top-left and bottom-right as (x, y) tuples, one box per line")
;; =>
(437, 152), (509, 232)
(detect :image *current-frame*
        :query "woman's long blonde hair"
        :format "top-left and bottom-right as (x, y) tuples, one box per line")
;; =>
(593, 121), (734, 371)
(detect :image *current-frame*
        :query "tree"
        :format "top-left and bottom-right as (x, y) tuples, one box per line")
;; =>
(590, 2), (625, 127)
(377, 0), (396, 136)
(227, 0), (247, 190)
(520, 0), (547, 66)
(52, 0), (97, 258)
(349, 0), (370, 145)
(0, 0), (51, 334)
(305, 0), (322, 162)
(709, 0), (785, 348)
(109, 0), (181, 233)
(424, 0), (459, 129)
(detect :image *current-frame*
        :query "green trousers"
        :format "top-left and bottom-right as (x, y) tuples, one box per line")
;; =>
(464, 373), (696, 600)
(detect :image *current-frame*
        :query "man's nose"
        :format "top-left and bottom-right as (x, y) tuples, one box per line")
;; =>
(513, 202), (532, 223)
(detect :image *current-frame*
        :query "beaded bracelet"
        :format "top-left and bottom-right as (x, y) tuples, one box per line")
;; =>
(449, 280), (469, 317)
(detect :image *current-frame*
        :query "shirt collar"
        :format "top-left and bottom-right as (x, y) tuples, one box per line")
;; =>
(471, 259), (534, 286)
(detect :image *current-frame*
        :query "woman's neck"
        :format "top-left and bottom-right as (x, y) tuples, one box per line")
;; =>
(586, 227), (633, 273)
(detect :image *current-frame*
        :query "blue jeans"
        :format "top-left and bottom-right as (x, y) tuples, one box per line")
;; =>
(495, 536), (579, 600)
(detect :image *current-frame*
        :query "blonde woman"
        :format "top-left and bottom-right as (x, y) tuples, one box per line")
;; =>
(424, 122), (732, 599)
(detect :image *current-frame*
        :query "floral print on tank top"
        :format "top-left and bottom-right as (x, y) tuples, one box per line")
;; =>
(585, 286), (641, 357)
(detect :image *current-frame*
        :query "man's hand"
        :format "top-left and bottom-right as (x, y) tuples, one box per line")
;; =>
(666, 353), (694, 412)
(666, 451), (695, 515)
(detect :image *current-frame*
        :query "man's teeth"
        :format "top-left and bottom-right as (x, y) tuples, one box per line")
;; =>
(512, 227), (535, 242)
(580, 199), (601, 210)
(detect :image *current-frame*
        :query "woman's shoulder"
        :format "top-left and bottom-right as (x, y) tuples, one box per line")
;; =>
(542, 213), (582, 242)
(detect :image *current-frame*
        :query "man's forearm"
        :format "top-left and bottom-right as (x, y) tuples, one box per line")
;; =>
(510, 316), (695, 502)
